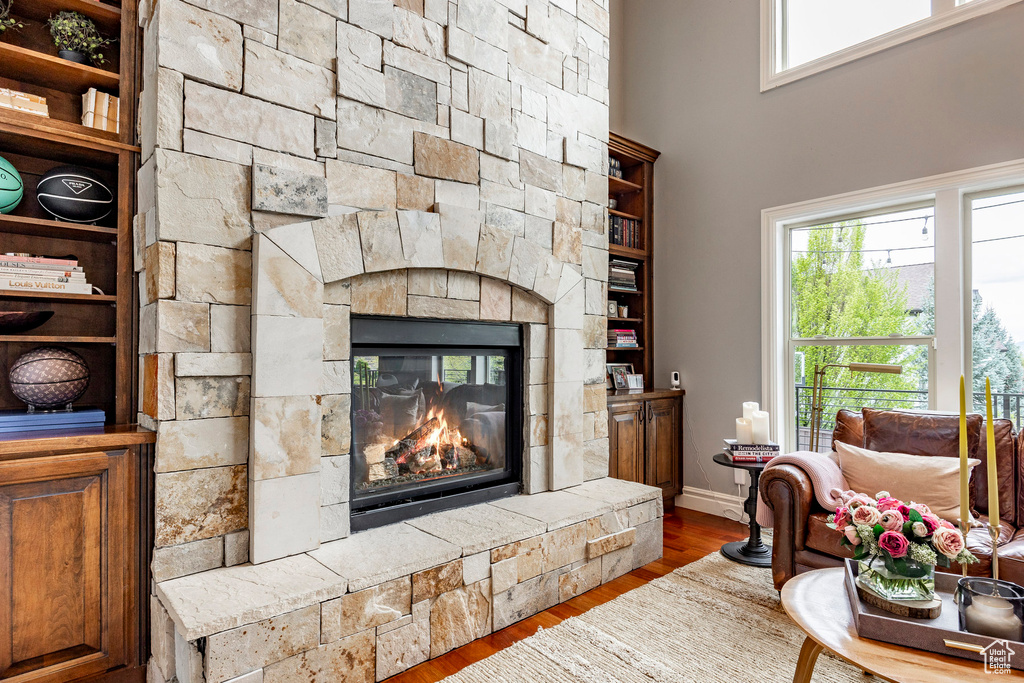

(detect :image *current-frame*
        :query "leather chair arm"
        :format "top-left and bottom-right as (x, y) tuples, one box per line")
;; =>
(759, 464), (815, 590)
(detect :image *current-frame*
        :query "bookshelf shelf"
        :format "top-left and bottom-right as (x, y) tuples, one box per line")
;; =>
(0, 335), (117, 344)
(609, 176), (643, 194)
(609, 317), (643, 323)
(0, 291), (117, 304)
(609, 208), (643, 221)
(0, 42), (120, 94)
(609, 244), (647, 260)
(13, 0), (122, 34)
(608, 287), (642, 295)
(607, 347), (645, 351)
(0, 214), (118, 243)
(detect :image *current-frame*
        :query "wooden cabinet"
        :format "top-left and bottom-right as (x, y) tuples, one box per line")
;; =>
(0, 432), (153, 683)
(607, 390), (683, 504)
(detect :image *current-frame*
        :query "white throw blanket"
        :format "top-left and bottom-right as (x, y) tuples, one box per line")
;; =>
(755, 451), (853, 528)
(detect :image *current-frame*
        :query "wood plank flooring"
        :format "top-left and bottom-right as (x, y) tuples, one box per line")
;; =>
(387, 508), (749, 683)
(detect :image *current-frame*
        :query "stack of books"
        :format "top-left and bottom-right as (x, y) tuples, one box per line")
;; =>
(607, 329), (638, 348)
(0, 408), (105, 434)
(608, 157), (623, 178)
(609, 215), (641, 249)
(723, 439), (780, 463)
(82, 89), (120, 133)
(0, 87), (48, 117)
(0, 254), (93, 295)
(609, 259), (638, 291)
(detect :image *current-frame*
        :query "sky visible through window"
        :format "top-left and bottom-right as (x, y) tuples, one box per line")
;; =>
(972, 192), (1024, 346)
(784, 0), (932, 69)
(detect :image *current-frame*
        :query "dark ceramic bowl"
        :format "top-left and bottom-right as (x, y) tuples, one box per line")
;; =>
(0, 311), (55, 334)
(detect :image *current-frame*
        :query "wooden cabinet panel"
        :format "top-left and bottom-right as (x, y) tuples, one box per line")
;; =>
(645, 398), (680, 500)
(0, 451), (127, 683)
(608, 401), (644, 482)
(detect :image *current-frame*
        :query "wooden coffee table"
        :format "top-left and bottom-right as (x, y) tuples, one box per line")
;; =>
(780, 568), (987, 682)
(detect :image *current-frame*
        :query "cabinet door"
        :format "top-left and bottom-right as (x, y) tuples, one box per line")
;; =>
(608, 401), (645, 483)
(645, 398), (681, 499)
(0, 451), (128, 683)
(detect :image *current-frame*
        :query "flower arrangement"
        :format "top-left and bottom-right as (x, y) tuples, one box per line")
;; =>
(828, 490), (978, 600)
(0, 0), (23, 34)
(47, 11), (116, 65)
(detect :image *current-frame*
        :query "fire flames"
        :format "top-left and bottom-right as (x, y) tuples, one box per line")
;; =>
(388, 408), (477, 475)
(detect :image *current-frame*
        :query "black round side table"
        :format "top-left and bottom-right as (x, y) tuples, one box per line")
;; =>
(713, 452), (772, 568)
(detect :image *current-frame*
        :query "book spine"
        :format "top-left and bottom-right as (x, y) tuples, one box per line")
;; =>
(0, 256), (79, 267)
(0, 267), (84, 279)
(0, 278), (92, 294)
(729, 446), (780, 453)
(82, 88), (96, 127)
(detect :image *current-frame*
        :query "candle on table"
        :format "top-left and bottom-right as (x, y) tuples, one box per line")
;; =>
(965, 594), (1024, 641)
(986, 377), (1000, 529)
(742, 402), (759, 421)
(751, 410), (771, 444)
(960, 375), (970, 532)
(736, 418), (753, 444)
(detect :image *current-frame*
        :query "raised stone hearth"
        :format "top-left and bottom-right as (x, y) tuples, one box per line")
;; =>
(155, 479), (662, 683)
(136, 0), (619, 680)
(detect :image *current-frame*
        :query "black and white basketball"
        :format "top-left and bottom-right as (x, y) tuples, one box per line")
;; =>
(36, 166), (113, 223)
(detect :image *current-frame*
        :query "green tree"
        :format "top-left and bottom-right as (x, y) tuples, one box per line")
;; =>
(791, 223), (926, 426)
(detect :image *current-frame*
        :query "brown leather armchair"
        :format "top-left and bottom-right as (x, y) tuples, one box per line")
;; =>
(759, 408), (1023, 590)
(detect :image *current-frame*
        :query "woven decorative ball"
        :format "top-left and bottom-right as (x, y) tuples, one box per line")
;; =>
(9, 347), (90, 410)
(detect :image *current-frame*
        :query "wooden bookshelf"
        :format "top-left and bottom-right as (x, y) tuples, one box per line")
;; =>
(607, 133), (661, 386)
(0, 0), (137, 423)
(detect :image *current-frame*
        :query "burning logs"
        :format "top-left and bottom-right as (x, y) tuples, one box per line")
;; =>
(384, 414), (488, 475)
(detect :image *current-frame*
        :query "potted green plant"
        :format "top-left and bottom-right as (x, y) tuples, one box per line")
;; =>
(47, 11), (115, 66)
(0, 0), (24, 35)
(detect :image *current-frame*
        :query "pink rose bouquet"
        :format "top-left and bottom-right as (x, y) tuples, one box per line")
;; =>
(827, 490), (977, 574)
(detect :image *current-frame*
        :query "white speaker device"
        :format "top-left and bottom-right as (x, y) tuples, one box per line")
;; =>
(670, 372), (681, 389)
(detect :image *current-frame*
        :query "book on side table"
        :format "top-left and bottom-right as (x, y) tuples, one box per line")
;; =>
(724, 439), (780, 463)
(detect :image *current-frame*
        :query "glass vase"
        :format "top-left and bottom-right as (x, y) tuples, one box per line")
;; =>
(857, 556), (936, 601)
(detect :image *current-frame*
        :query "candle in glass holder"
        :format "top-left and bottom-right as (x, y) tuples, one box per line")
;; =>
(965, 594), (1024, 641)
(742, 402), (759, 420)
(736, 418), (753, 444)
(751, 410), (770, 444)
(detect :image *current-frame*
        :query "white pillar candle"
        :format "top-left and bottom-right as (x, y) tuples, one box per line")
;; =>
(742, 402), (759, 421)
(736, 418), (753, 444)
(751, 410), (771, 444)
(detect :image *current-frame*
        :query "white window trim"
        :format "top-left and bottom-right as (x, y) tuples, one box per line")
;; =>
(760, 0), (1023, 92)
(761, 158), (1024, 451)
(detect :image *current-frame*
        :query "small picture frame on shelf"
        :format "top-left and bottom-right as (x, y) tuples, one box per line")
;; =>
(607, 300), (618, 317)
(607, 363), (633, 390)
(626, 373), (644, 391)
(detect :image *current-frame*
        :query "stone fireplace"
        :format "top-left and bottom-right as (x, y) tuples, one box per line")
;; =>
(134, 1), (659, 681)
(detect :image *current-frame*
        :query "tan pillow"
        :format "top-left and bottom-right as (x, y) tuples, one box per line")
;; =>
(835, 442), (980, 525)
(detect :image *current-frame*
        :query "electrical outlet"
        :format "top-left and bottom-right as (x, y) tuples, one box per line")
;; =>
(734, 468), (747, 486)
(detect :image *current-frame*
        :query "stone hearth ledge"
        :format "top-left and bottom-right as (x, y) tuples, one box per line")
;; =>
(157, 478), (660, 641)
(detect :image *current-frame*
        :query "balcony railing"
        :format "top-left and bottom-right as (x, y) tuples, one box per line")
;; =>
(795, 384), (1024, 452)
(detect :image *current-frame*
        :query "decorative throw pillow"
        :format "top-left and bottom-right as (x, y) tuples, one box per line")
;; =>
(835, 441), (980, 525)
(379, 392), (422, 438)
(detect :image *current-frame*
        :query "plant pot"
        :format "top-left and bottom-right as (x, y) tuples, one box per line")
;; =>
(57, 49), (89, 65)
(858, 557), (936, 601)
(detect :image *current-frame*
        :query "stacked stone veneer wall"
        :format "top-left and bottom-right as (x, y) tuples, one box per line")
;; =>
(153, 479), (663, 683)
(136, 0), (612, 579)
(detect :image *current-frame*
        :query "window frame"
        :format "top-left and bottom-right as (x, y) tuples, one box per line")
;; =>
(760, 0), (1023, 91)
(762, 158), (1024, 450)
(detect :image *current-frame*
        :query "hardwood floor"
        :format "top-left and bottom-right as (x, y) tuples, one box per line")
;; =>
(387, 507), (749, 683)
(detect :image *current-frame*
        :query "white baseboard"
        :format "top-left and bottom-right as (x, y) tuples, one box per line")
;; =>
(677, 486), (748, 523)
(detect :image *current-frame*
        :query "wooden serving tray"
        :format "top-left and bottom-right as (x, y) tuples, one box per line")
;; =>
(844, 559), (1024, 670)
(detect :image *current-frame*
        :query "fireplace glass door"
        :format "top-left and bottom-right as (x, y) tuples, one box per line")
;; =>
(350, 317), (522, 527)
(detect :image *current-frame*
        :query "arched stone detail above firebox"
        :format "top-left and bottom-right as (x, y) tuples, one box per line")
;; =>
(248, 208), (588, 564)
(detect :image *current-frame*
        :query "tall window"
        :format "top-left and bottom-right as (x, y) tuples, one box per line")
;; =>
(789, 206), (935, 450)
(968, 189), (1024, 424)
(762, 0), (1021, 89)
(764, 160), (1024, 451)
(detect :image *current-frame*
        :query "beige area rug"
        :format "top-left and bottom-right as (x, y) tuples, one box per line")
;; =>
(442, 553), (866, 682)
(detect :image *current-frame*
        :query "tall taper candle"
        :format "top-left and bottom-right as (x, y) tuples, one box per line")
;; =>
(986, 378), (999, 528)
(960, 375), (970, 536)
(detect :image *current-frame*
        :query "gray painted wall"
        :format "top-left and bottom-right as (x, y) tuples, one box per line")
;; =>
(611, 0), (1024, 497)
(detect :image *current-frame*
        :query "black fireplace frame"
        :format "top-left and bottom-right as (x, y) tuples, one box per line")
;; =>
(349, 315), (523, 531)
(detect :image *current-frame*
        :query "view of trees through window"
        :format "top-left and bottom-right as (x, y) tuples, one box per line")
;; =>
(791, 198), (1024, 448)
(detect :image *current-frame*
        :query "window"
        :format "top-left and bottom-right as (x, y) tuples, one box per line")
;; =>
(763, 159), (1024, 450)
(761, 0), (1022, 90)
(788, 206), (935, 450)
